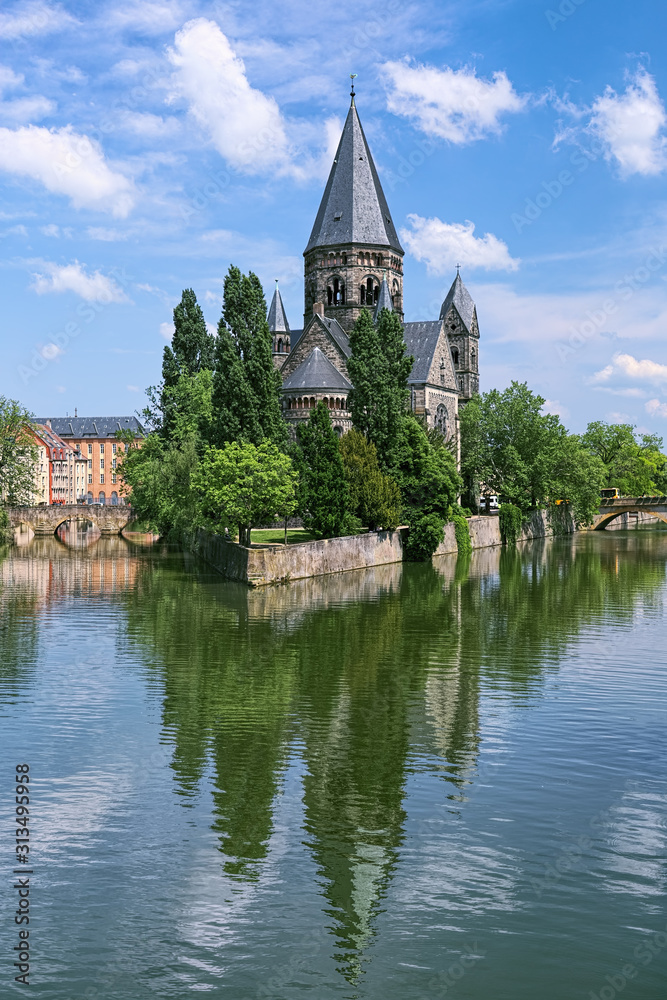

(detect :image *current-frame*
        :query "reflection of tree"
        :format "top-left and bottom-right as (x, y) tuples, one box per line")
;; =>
(118, 532), (667, 983)
(0, 548), (40, 697)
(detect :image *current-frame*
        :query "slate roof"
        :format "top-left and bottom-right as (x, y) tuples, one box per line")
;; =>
(282, 347), (352, 392)
(35, 416), (144, 438)
(439, 273), (476, 333)
(374, 275), (394, 321)
(321, 315), (351, 357)
(289, 328), (304, 350)
(403, 321), (454, 386)
(267, 283), (290, 334)
(305, 98), (403, 254)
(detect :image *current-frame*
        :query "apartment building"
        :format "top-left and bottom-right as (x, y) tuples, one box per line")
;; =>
(35, 415), (144, 503)
(28, 423), (87, 504)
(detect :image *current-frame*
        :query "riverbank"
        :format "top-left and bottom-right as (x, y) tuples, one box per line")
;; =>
(189, 510), (570, 587)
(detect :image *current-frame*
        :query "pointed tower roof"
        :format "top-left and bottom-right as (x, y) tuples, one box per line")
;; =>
(267, 281), (290, 334)
(439, 272), (476, 333)
(305, 94), (403, 254)
(373, 274), (393, 321)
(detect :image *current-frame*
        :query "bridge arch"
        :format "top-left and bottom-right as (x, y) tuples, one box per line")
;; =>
(6, 505), (135, 537)
(592, 504), (667, 530)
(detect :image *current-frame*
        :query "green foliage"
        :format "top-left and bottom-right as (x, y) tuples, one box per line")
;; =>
(212, 266), (287, 449)
(339, 429), (401, 530)
(582, 421), (667, 495)
(295, 402), (349, 538)
(0, 507), (12, 544)
(0, 397), (38, 506)
(392, 415), (462, 522)
(347, 307), (413, 470)
(548, 432), (606, 527)
(158, 288), (216, 439)
(452, 514), (472, 556)
(192, 441), (298, 547)
(403, 513), (445, 561)
(499, 503), (524, 545)
(117, 433), (200, 538)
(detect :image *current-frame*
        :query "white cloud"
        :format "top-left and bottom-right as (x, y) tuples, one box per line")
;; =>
(116, 110), (181, 139)
(86, 226), (128, 241)
(0, 95), (54, 122)
(400, 215), (519, 275)
(168, 18), (296, 176)
(589, 70), (667, 177)
(160, 321), (174, 340)
(646, 399), (667, 418)
(107, 1), (187, 34)
(0, 125), (135, 216)
(0, 65), (23, 90)
(206, 321), (216, 337)
(0, 1), (77, 39)
(40, 223), (60, 236)
(589, 352), (667, 385)
(383, 60), (526, 144)
(30, 260), (130, 302)
(126, 384), (140, 392)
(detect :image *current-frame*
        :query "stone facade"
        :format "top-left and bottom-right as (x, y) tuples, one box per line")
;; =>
(265, 91), (481, 444)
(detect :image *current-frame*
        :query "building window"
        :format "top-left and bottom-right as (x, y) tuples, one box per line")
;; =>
(112, 458), (116, 469)
(451, 347), (459, 367)
(88, 460), (92, 470)
(100, 459), (104, 468)
(112, 474), (117, 484)
(100, 443), (105, 454)
(100, 474), (105, 484)
(88, 474), (92, 484)
(112, 443), (117, 454)
(435, 404), (448, 435)
(88, 444), (92, 455)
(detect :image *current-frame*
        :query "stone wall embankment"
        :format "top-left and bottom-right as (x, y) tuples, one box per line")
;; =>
(190, 511), (566, 587)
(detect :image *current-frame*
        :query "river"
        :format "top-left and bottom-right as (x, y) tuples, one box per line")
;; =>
(0, 528), (666, 999)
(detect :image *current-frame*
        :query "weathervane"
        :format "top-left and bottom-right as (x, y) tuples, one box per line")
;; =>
(456, 262), (461, 275)
(350, 73), (357, 101)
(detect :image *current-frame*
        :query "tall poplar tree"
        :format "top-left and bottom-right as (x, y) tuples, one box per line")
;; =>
(159, 288), (215, 441)
(347, 307), (413, 471)
(212, 267), (287, 448)
(295, 402), (349, 538)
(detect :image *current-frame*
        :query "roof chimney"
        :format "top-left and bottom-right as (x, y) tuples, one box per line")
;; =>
(46, 419), (51, 428)
(313, 302), (324, 317)
(74, 407), (78, 417)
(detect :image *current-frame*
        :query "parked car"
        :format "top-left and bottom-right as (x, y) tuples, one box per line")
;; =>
(479, 495), (499, 511)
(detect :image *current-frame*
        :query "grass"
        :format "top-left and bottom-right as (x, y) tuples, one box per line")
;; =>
(251, 528), (317, 545)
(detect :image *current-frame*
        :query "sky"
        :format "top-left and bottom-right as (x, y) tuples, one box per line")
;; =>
(1, 0), (667, 434)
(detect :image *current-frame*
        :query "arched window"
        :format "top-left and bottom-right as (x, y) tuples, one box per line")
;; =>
(111, 491), (118, 505)
(360, 276), (379, 306)
(335, 398), (341, 409)
(471, 347), (476, 367)
(98, 491), (106, 504)
(458, 376), (464, 392)
(327, 285), (333, 305)
(451, 347), (459, 367)
(332, 276), (345, 304)
(277, 338), (283, 353)
(333, 425), (343, 437)
(310, 397), (315, 408)
(87, 491), (93, 504)
(435, 404), (448, 435)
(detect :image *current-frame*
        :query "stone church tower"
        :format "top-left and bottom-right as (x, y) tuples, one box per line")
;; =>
(303, 86), (404, 332)
(270, 84), (480, 443)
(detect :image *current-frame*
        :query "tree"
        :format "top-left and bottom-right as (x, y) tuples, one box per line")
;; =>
(347, 307), (413, 470)
(339, 429), (401, 530)
(158, 288), (216, 440)
(117, 432), (200, 538)
(192, 441), (297, 546)
(0, 398), (38, 506)
(295, 402), (350, 538)
(582, 421), (667, 495)
(392, 415), (461, 522)
(212, 267), (287, 448)
(549, 433), (606, 527)
(460, 382), (564, 514)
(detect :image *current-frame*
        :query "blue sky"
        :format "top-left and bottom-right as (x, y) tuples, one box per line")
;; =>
(2, 0), (667, 434)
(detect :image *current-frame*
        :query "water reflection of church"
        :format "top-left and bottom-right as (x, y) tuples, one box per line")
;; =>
(265, 85), (480, 442)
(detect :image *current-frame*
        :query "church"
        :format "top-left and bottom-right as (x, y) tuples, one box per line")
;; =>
(266, 84), (480, 444)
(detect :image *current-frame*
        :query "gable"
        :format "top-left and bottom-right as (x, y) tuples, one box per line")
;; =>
(425, 322), (458, 390)
(280, 315), (350, 382)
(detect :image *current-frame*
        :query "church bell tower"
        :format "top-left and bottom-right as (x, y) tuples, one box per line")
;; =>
(303, 81), (404, 332)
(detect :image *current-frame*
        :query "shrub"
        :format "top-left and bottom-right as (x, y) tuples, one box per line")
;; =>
(452, 514), (472, 556)
(499, 503), (524, 545)
(403, 513), (445, 562)
(0, 508), (12, 545)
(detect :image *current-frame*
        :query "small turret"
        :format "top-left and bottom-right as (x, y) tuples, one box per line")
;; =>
(439, 270), (480, 405)
(373, 273), (394, 322)
(267, 280), (291, 369)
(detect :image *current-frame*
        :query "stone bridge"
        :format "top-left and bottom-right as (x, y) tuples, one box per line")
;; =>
(592, 497), (667, 530)
(7, 505), (136, 536)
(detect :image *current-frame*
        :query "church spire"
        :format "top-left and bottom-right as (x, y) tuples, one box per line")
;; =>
(267, 280), (290, 334)
(373, 273), (393, 321)
(305, 93), (402, 254)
